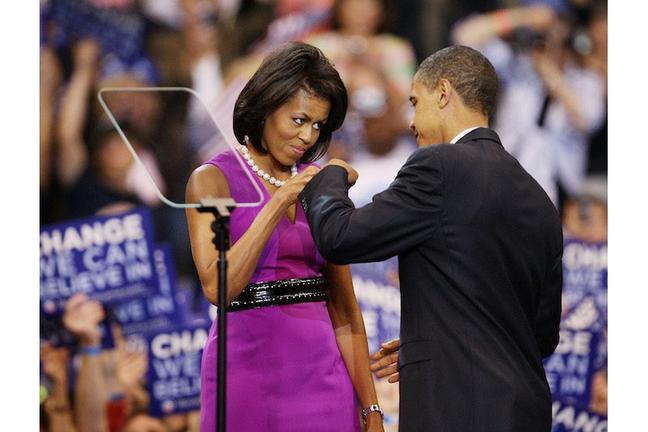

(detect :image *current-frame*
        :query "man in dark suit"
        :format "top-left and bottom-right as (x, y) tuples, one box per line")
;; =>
(299, 46), (563, 431)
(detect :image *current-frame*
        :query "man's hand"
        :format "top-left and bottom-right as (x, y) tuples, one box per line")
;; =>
(62, 293), (105, 347)
(369, 338), (400, 383)
(326, 158), (359, 186)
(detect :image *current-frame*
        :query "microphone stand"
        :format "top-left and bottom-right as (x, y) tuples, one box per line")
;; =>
(198, 197), (236, 432)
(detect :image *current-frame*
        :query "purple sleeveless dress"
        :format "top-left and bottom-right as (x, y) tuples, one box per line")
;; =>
(199, 150), (360, 432)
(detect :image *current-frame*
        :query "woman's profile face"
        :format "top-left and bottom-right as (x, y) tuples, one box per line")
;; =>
(261, 88), (331, 166)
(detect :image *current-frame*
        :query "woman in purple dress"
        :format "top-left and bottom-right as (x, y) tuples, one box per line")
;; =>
(186, 43), (384, 432)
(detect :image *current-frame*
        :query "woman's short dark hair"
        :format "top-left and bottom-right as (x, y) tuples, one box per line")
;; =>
(233, 42), (348, 163)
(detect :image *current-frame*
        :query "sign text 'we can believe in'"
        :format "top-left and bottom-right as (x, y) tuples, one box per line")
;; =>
(40, 208), (156, 311)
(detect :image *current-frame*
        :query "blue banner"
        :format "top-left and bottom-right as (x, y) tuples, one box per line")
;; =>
(562, 237), (607, 322)
(174, 278), (216, 327)
(545, 236), (608, 421)
(40, 208), (157, 313)
(551, 399), (607, 432)
(46, 0), (146, 64)
(351, 258), (401, 355)
(112, 245), (182, 336)
(545, 326), (600, 407)
(145, 323), (210, 416)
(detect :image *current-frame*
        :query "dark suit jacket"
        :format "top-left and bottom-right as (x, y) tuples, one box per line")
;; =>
(300, 128), (563, 432)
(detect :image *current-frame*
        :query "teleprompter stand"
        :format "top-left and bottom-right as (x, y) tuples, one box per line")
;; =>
(197, 198), (236, 432)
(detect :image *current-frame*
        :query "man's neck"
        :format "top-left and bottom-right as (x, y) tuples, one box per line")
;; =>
(449, 126), (481, 144)
(443, 110), (488, 143)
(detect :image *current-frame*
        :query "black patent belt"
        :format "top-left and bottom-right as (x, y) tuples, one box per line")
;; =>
(228, 277), (328, 312)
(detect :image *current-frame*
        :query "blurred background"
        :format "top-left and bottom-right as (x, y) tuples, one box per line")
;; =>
(39, 0), (608, 431)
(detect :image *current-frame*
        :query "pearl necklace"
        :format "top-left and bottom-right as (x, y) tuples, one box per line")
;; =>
(240, 145), (298, 187)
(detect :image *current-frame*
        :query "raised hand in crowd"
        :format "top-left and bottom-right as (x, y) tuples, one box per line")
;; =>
(41, 345), (76, 432)
(111, 324), (150, 415)
(451, 4), (556, 48)
(40, 46), (63, 190)
(180, 0), (230, 162)
(74, 38), (103, 69)
(530, 48), (587, 131)
(181, 0), (219, 66)
(56, 38), (102, 187)
(451, 4), (587, 133)
(369, 338), (401, 384)
(63, 293), (108, 432)
(63, 293), (105, 346)
(451, 3), (606, 206)
(116, 347), (148, 398)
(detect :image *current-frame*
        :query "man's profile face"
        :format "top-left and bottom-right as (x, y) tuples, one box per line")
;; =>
(408, 77), (442, 147)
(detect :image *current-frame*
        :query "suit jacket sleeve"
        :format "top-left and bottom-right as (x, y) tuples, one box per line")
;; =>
(535, 247), (563, 358)
(299, 148), (444, 264)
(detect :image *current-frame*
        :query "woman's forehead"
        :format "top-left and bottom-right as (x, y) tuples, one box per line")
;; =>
(281, 89), (331, 116)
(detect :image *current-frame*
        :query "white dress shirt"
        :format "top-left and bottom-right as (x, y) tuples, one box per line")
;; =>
(450, 126), (480, 144)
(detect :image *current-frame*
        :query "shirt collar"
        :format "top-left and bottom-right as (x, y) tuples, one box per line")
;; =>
(450, 127), (480, 144)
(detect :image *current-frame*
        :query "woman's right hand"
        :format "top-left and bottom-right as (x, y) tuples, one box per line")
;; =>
(273, 165), (320, 207)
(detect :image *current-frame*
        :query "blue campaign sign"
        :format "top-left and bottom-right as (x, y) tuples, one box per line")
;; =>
(551, 399), (607, 432)
(173, 278), (215, 327)
(561, 296), (606, 335)
(562, 237), (607, 322)
(112, 245), (183, 336)
(547, 232), (609, 410)
(544, 326), (600, 407)
(46, 0), (146, 64)
(40, 208), (157, 313)
(351, 258), (401, 353)
(145, 323), (211, 417)
(561, 296), (607, 371)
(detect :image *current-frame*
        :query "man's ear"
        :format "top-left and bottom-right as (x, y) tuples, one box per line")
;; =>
(437, 78), (452, 109)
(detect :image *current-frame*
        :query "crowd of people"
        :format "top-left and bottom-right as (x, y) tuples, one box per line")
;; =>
(40, 0), (607, 431)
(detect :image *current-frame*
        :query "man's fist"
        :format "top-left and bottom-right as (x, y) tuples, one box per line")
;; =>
(326, 159), (359, 186)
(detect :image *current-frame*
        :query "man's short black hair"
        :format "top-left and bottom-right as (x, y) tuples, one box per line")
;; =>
(233, 42), (348, 163)
(416, 45), (499, 117)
